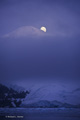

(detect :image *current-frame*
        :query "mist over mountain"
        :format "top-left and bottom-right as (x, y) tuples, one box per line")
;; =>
(0, 1), (80, 120)
(0, 0), (80, 107)
(0, 32), (80, 105)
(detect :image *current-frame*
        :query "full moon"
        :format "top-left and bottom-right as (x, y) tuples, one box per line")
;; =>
(40, 26), (46, 32)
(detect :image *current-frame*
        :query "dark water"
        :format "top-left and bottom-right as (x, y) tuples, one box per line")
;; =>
(0, 108), (80, 120)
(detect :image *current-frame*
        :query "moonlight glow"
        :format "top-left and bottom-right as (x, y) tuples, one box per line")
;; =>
(40, 26), (46, 32)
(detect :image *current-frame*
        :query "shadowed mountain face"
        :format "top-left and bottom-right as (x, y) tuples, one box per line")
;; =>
(22, 100), (80, 108)
(0, 84), (29, 107)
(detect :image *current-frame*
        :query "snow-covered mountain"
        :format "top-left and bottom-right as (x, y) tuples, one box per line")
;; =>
(3, 26), (46, 38)
(0, 83), (80, 108)
(21, 82), (80, 105)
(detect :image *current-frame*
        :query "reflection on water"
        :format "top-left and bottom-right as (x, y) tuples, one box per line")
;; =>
(0, 108), (80, 120)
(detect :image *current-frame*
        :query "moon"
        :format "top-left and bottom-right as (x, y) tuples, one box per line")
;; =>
(40, 26), (46, 32)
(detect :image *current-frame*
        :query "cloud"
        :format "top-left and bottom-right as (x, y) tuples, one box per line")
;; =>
(3, 26), (47, 38)
(72, 88), (80, 93)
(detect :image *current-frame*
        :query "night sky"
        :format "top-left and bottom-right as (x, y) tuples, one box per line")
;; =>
(0, 0), (80, 104)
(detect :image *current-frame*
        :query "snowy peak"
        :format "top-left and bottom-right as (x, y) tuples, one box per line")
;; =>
(3, 26), (46, 38)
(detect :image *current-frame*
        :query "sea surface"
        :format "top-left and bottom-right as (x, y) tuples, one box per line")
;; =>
(0, 108), (80, 120)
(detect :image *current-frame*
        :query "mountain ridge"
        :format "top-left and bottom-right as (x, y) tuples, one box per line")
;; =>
(21, 100), (80, 108)
(3, 26), (46, 38)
